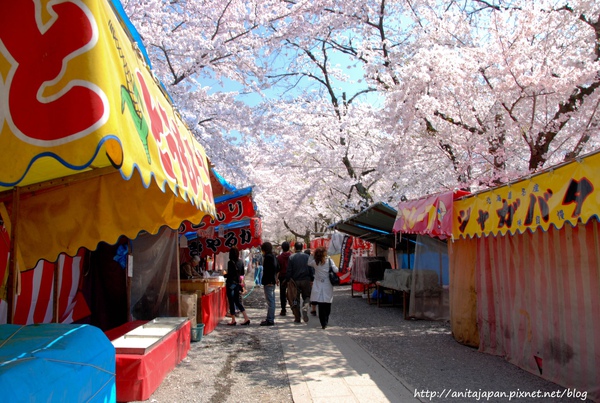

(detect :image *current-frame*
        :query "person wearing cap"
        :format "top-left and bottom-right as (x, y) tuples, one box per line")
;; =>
(276, 242), (292, 316)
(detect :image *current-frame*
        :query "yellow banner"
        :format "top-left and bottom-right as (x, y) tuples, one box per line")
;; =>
(0, 1), (214, 213)
(453, 152), (600, 238)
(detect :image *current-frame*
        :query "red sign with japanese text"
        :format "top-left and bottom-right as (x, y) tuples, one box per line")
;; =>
(186, 218), (262, 257)
(179, 193), (255, 234)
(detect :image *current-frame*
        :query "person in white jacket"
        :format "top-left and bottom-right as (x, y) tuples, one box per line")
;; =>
(308, 246), (339, 329)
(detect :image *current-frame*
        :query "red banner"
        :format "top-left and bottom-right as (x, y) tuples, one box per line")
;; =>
(394, 190), (469, 239)
(310, 237), (330, 250)
(352, 237), (372, 250)
(339, 236), (353, 275)
(179, 193), (255, 234)
(187, 218), (262, 258)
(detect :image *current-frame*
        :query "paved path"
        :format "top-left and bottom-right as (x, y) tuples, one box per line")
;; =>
(277, 313), (419, 403)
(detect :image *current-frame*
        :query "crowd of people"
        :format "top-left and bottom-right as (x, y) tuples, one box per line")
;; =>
(224, 241), (339, 329)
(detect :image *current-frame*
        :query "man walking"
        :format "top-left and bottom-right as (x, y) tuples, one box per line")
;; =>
(276, 242), (292, 316)
(286, 242), (314, 323)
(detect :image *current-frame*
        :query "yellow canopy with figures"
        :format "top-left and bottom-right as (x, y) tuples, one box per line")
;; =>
(0, 1), (215, 286)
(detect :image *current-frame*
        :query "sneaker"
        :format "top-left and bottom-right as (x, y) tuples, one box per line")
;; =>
(279, 310), (287, 316)
(302, 310), (309, 323)
(260, 320), (274, 326)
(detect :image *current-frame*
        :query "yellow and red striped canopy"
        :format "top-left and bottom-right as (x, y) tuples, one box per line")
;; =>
(453, 151), (600, 239)
(0, 1), (215, 269)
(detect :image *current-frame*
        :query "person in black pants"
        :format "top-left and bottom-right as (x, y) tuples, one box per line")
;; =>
(307, 246), (338, 329)
(225, 247), (250, 326)
(276, 242), (292, 316)
(286, 242), (314, 323)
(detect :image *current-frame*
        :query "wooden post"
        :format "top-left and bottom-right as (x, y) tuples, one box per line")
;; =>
(6, 186), (20, 324)
(176, 234), (181, 318)
(53, 262), (59, 323)
(126, 240), (132, 322)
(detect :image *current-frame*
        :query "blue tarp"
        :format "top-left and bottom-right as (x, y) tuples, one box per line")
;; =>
(0, 324), (116, 402)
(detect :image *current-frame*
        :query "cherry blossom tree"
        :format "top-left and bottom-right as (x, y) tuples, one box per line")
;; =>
(123, 0), (600, 240)
(380, 0), (600, 186)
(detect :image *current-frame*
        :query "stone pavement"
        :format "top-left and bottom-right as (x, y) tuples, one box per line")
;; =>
(277, 313), (419, 403)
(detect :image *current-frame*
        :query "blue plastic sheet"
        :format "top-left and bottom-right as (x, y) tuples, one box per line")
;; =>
(0, 324), (116, 402)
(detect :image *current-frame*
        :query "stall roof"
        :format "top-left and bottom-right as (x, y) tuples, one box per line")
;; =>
(0, 1), (215, 269)
(394, 190), (469, 239)
(453, 150), (600, 239)
(331, 202), (397, 249)
(210, 168), (238, 197)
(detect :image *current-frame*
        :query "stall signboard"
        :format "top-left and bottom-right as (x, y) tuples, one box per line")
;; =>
(189, 218), (262, 258)
(453, 152), (600, 239)
(339, 236), (353, 275)
(179, 189), (255, 235)
(394, 190), (469, 239)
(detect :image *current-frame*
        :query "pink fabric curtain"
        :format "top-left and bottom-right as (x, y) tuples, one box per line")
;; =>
(476, 221), (600, 401)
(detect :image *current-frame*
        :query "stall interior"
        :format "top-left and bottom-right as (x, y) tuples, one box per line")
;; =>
(82, 227), (180, 331)
(130, 228), (180, 320)
(374, 234), (449, 320)
(371, 234), (416, 313)
(409, 235), (449, 321)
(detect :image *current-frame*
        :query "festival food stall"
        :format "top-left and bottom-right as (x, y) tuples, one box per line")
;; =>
(179, 185), (262, 335)
(331, 202), (395, 300)
(451, 151), (600, 401)
(0, 1), (216, 401)
(392, 190), (468, 320)
(311, 234), (372, 286)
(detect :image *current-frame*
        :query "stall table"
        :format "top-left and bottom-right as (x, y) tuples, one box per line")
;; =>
(105, 317), (190, 402)
(350, 256), (387, 303)
(375, 269), (412, 318)
(180, 278), (227, 335)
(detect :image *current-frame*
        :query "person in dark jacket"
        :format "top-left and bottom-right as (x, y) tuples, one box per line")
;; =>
(286, 242), (314, 323)
(225, 247), (250, 326)
(276, 242), (292, 316)
(260, 242), (279, 326)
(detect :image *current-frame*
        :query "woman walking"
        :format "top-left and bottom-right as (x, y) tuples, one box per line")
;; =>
(308, 246), (338, 329)
(225, 247), (250, 326)
(260, 241), (279, 326)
